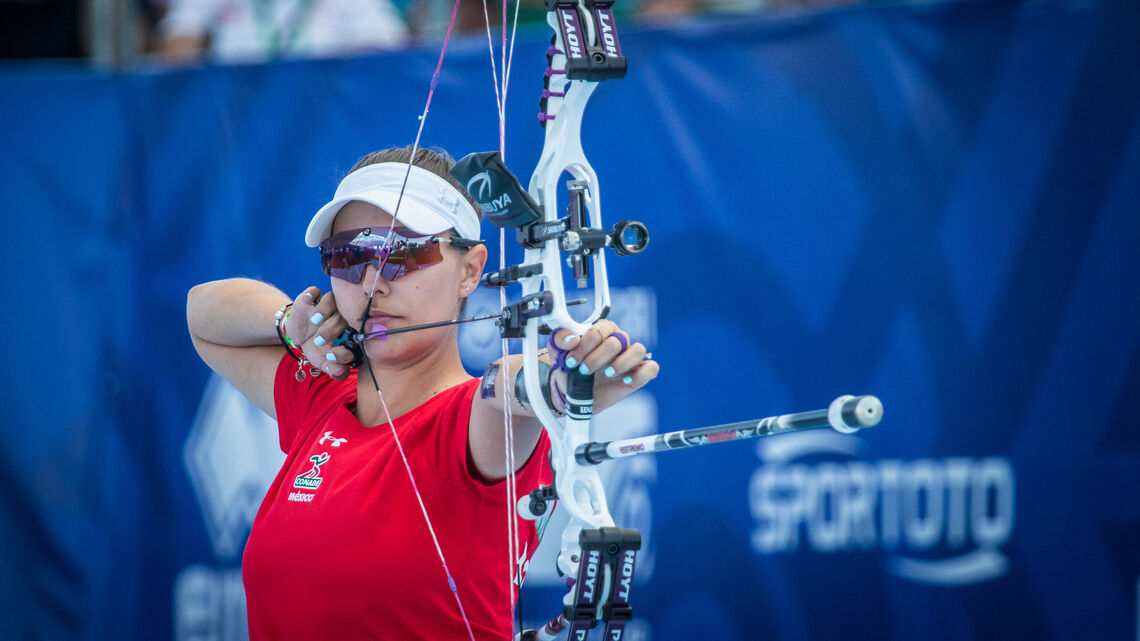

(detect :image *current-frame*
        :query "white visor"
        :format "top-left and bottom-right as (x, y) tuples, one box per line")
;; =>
(305, 162), (482, 247)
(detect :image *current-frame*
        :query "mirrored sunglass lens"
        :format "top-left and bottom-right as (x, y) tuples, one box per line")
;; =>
(325, 251), (407, 284)
(322, 247), (371, 283)
(332, 263), (367, 283)
(320, 227), (447, 283)
(381, 262), (407, 281)
(409, 243), (445, 269)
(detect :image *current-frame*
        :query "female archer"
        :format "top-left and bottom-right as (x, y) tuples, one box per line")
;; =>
(186, 145), (658, 640)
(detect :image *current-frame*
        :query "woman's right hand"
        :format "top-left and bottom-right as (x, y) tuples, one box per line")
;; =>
(285, 287), (353, 381)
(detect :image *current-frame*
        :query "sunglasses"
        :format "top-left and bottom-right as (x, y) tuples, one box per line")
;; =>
(319, 227), (448, 284)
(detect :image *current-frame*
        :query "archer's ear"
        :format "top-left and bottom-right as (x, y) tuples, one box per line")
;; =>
(460, 243), (488, 294)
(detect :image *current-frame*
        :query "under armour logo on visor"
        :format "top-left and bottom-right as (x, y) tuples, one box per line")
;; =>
(437, 187), (461, 215)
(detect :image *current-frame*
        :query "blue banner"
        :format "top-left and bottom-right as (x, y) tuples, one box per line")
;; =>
(2, 0), (1137, 639)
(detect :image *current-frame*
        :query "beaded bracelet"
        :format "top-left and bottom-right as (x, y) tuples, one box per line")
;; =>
(274, 304), (298, 349)
(275, 303), (318, 380)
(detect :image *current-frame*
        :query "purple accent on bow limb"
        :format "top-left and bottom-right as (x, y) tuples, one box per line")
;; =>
(543, 89), (566, 98)
(547, 46), (564, 56)
(538, 113), (557, 122)
(545, 68), (566, 77)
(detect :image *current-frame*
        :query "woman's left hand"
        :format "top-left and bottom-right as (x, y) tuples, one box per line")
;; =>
(550, 319), (659, 413)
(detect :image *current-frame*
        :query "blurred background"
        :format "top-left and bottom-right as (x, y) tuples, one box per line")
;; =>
(1, 0), (1138, 639)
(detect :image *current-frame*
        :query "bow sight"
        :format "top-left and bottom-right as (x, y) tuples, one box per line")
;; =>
(451, 150), (649, 294)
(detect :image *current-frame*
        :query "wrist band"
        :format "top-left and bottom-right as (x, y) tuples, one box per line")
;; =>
(513, 361), (564, 417)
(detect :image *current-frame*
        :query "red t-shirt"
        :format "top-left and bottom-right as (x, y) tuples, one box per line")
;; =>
(242, 355), (552, 640)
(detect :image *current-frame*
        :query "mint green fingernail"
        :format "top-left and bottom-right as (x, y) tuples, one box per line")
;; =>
(564, 334), (577, 345)
(578, 363), (590, 375)
(325, 352), (337, 361)
(310, 312), (323, 324)
(314, 336), (326, 346)
(565, 357), (577, 368)
(604, 366), (616, 377)
(622, 375), (633, 385)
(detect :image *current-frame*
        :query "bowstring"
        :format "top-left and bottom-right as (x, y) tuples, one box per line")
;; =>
(481, 1), (505, 139)
(480, 0), (526, 629)
(365, 0), (464, 300)
(358, 1), (477, 639)
(358, 0), (528, 632)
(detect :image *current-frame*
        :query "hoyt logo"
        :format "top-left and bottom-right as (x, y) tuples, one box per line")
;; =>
(294, 452), (330, 489)
(616, 549), (635, 601)
(560, 9), (583, 58)
(597, 12), (618, 58)
(749, 433), (1015, 586)
(581, 549), (600, 600)
(577, 548), (636, 602)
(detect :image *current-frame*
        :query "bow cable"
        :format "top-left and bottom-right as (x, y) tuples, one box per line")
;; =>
(477, 0), (529, 627)
(355, 1), (478, 639)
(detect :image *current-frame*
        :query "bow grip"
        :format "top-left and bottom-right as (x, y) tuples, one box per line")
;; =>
(565, 368), (595, 420)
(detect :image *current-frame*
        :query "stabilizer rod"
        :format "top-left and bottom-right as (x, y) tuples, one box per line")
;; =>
(575, 395), (882, 465)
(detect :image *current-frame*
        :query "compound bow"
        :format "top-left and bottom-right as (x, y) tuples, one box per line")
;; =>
(449, 3), (883, 638)
(352, 0), (883, 638)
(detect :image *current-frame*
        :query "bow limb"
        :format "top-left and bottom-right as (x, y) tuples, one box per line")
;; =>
(522, 14), (610, 575)
(446, 1), (637, 634)
(521, 324), (615, 579)
(515, 3), (633, 635)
